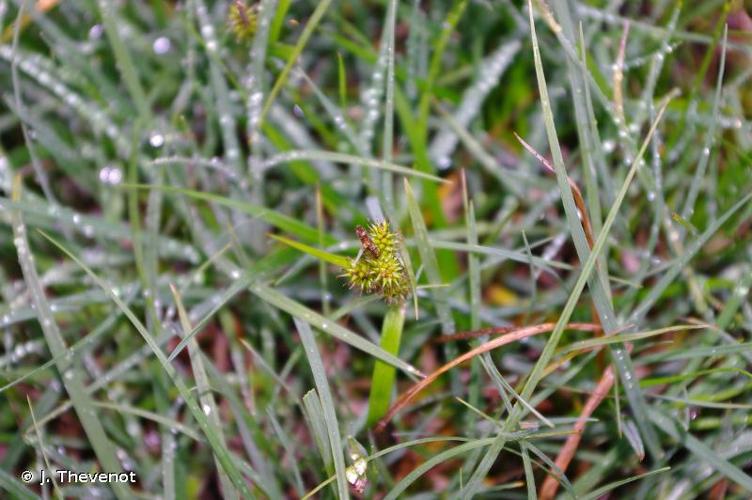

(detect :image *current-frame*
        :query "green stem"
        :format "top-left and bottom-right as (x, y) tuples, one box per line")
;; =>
(367, 303), (406, 426)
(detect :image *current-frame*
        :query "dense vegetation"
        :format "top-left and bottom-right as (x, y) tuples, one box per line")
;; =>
(1, 0), (751, 498)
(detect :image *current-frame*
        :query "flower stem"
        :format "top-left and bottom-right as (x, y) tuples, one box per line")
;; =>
(366, 303), (406, 426)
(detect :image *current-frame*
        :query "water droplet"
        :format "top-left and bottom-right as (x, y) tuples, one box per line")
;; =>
(152, 36), (171, 55)
(230, 269), (241, 279)
(436, 156), (452, 170)
(149, 133), (165, 148)
(88, 24), (104, 40)
(108, 167), (123, 185)
(127, 422), (140, 437)
(200, 24), (214, 39)
(202, 403), (212, 415)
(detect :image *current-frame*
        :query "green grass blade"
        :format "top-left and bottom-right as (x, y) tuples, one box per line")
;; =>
(96, 0), (150, 122)
(294, 319), (349, 500)
(170, 285), (238, 500)
(25, 395), (62, 497)
(520, 442), (537, 500)
(366, 303), (406, 426)
(680, 26), (727, 223)
(248, 282), (423, 379)
(90, 401), (202, 441)
(269, 234), (351, 268)
(404, 180), (454, 336)
(261, 149), (448, 184)
(259, 0), (334, 125)
(387, 439), (493, 500)
(580, 467), (671, 500)
(558, 324), (701, 355)
(120, 183), (328, 244)
(302, 389), (333, 471)
(649, 409), (752, 490)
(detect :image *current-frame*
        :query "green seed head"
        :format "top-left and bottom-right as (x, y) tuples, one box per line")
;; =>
(374, 254), (409, 303)
(228, 1), (258, 42)
(342, 259), (375, 293)
(340, 222), (409, 304)
(369, 221), (397, 255)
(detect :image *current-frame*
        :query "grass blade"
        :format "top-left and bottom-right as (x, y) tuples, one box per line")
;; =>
(249, 282), (423, 378)
(294, 319), (349, 499)
(260, 149), (448, 184)
(259, 0), (334, 125)
(649, 409), (752, 490)
(579, 467), (671, 500)
(269, 234), (350, 268)
(170, 285), (238, 500)
(367, 303), (406, 426)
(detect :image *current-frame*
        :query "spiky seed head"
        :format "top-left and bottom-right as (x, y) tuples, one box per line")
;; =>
(228, 1), (258, 42)
(374, 254), (409, 303)
(341, 259), (374, 293)
(369, 221), (397, 255)
(340, 222), (409, 304)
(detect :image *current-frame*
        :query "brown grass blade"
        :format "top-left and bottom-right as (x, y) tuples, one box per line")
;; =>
(375, 322), (602, 433)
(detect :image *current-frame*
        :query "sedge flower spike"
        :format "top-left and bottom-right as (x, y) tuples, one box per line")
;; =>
(341, 222), (409, 304)
(228, 1), (258, 42)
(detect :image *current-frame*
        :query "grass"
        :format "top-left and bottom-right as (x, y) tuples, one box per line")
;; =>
(1, 0), (752, 498)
